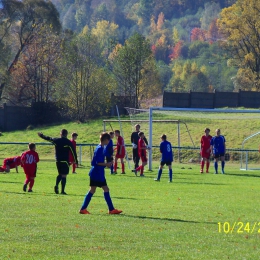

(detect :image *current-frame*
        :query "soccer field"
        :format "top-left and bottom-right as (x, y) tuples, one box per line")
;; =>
(1, 161), (259, 260)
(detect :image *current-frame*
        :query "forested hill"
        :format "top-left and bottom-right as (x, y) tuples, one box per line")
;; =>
(52, 0), (236, 36)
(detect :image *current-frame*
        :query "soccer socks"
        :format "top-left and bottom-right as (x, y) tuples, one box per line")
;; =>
(201, 161), (205, 171)
(24, 178), (30, 185)
(110, 164), (114, 173)
(221, 161), (225, 173)
(214, 162), (218, 173)
(136, 166), (142, 172)
(157, 168), (162, 180)
(104, 191), (114, 211)
(114, 162), (117, 172)
(122, 163), (125, 173)
(56, 175), (62, 186)
(61, 177), (67, 193)
(206, 162), (210, 171)
(81, 192), (93, 210)
(72, 164), (76, 172)
(169, 169), (173, 181)
(140, 165), (144, 175)
(29, 179), (35, 190)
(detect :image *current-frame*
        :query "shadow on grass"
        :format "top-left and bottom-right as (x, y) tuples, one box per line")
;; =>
(173, 181), (226, 185)
(109, 214), (217, 225)
(0, 180), (22, 184)
(227, 173), (260, 178)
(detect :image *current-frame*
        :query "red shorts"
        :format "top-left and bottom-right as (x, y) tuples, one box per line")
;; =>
(140, 155), (147, 163)
(3, 159), (16, 169)
(116, 153), (125, 159)
(201, 151), (210, 159)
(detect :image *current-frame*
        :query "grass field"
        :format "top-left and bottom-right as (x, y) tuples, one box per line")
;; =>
(1, 161), (260, 260)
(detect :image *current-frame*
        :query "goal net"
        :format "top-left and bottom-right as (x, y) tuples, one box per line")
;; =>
(125, 107), (260, 170)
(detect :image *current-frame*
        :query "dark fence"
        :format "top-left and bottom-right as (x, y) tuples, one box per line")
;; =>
(163, 90), (260, 108)
(0, 102), (65, 132)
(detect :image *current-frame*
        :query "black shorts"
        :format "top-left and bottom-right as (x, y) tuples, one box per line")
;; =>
(160, 161), (172, 166)
(56, 161), (69, 175)
(90, 179), (107, 188)
(106, 156), (113, 163)
(214, 153), (225, 159)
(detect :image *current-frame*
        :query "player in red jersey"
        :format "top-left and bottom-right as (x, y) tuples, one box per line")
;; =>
(200, 128), (212, 173)
(21, 143), (39, 192)
(69, 132), (78, 173)
(0, 155), (21, 173)
(114, 130), (126, 174)
(134, 132), (150, 177)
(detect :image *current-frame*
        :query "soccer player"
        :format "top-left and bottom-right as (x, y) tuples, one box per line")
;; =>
(210, 129), (226, 174)
(38, 129), (78, 195)
(135, 132), (150, 177)
(79, 132), (122, 215)
(21, 143), (39, 192)
(114, 130), (125, 174)
(130, 124), (148, 171)
(154, 134), (173, 182)
(0, 155), (21, 173)
(69, 132), (78, 174)
(200, 128), (212, 173)
(104, 131), (114, 174)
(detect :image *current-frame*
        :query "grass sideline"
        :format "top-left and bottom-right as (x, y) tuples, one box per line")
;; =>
(0, 161), (260, 259)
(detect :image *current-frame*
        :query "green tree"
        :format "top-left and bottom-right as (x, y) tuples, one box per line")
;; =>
(0, 0), (61, 101)
(111, 33), (162, 108)
(218, 0), (260, 89)
(57, 34), (115, 121)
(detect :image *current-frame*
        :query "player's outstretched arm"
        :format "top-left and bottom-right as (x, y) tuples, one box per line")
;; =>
(37, 132), (53, 142)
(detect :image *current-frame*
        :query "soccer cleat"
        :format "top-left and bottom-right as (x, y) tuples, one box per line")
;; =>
(200, 169), (203, 173)
(140, 174), (145, 177)
(154, 178), (160, 181)
(133, 170), (137, 176)
(109, 209), (122, 214)
(54, 186), (59, 194)
(222, 170), (225, 174)
(28, 189), (33, 192)
(168, 180), (172, 183)
(79, 209), (90, 214)
(72, 172), (77, 174)
(121, 172), (126, 174)
(61, 191), (67, 195)
(23, 184), (27, 192)
(113, 172), (117, 174)
(215, 172), (218, 174)
(206, 170), (209, 173)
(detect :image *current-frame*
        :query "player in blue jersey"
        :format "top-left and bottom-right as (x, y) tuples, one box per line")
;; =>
(79, 132), (122, 215)
(104, 131), (114, 174)
(154, 134), (173, 182)
(210, 129), (226, 174)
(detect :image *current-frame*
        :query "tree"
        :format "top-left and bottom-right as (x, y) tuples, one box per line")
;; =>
(6, 25), (62, 105)
(0, 0), (61, 101)
(217, 0), (260, 89)
(111, 33), (161, 108)
(57, 34), (115, 121)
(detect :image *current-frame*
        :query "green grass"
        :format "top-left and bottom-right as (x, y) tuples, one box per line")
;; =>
(1, 162), (260, 259)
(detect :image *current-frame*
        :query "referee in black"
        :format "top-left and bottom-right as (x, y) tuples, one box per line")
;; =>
(38, 129), (78, 195)
(131, 124), (148, 171)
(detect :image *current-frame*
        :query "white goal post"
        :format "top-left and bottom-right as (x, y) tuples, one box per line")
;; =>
(146, 107), (260, 170)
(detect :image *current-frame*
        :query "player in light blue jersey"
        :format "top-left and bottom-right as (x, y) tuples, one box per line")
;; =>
(210, 129), (226, 174)
(154, 134), (173, 182)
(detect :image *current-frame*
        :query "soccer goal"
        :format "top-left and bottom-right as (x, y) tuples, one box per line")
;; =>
(240, 131), (260, 170)
(126, 107), (260, 170)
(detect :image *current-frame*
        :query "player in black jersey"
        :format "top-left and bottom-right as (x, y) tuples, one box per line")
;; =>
(38, 129), (78, 195)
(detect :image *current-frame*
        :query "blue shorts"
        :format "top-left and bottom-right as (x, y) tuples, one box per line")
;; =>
(214, 153), (225, 159)
(160, 161), (172, 166)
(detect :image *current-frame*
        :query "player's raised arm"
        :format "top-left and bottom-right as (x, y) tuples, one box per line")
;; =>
(38, 132), (55, 143)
